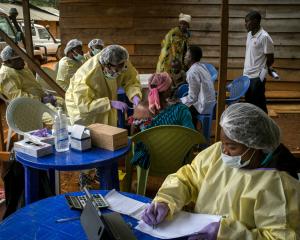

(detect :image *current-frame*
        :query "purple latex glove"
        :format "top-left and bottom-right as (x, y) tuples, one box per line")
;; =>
(42, 94), (57, 106)
(132, 95), (140, 106)
(141, 202), (169, 226)
(187, 221), (220, 240)
(110, 100), (128, 112)
(31, 128), (49, 137)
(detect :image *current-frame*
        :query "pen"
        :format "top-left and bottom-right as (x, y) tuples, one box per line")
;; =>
(56, 216), (80, 223)
(152, 202), (157, 229)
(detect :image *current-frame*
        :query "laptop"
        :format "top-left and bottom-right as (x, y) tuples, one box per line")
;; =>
(80, 188), (137, 240)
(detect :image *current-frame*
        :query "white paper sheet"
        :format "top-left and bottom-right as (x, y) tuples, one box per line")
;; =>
(135, 211), (221, 239)
(104, 189), (147, 220)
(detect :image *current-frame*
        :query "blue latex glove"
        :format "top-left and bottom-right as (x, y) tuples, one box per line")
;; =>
(132, 95), (140, 106)
(141, 202), (169, 226)
(110, 100), (128, 112)
(187, 221), (220, 240)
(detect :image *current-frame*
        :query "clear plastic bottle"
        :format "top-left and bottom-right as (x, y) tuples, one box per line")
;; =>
(54, 107), (69, 152)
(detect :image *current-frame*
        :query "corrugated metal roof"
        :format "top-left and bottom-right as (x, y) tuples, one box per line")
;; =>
(0, 3), (59, 21)
(38, 7), (59, 17)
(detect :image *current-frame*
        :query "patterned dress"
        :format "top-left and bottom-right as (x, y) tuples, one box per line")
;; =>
(156, 27), (190, 74)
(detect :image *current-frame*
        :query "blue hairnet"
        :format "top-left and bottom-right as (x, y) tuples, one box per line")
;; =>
(1, 46), (18, 61)
(64, 39), (82, 55)
(88, 39), (104, 49)
(220, 103), (280, 152)
(99, 45), (128, 65)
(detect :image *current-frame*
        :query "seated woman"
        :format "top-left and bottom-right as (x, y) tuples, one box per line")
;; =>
(142, 103), (300, 239)
(129, 72), (195, 134)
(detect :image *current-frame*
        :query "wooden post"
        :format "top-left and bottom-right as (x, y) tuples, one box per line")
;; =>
(22, 0), (34, 59)
(0, 29), (65, 98)
(215, 0), (229, 142)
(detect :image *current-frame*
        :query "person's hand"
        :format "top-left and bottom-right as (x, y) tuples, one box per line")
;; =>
(187, 221), (220, 240)
(132, 96), (140, 107)
(110, 100), (128, 112)
(42, 94), (57, 106)
(141, 202), (169, 226)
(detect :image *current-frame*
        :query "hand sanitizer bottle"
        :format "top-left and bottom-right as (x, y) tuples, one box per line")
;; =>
(54, 107), (69, 152)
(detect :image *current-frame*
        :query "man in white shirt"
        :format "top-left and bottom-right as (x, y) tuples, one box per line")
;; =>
(243, 11), (274, 113)
(181, 46), (216, 126)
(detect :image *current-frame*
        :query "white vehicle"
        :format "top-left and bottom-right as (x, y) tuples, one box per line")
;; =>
(19, 21), (61, 59)
(31, 24), (61, 59)
(0, 11), (47, 64)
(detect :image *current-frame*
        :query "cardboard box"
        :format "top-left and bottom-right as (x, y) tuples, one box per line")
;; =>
(88, 124), (128, 151)
(70, 125), (91, 151)
(14, 139), (53, 158)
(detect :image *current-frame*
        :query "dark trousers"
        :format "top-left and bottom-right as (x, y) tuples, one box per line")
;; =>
(189, 105), (199, 129)
(245, 77), (268, 113)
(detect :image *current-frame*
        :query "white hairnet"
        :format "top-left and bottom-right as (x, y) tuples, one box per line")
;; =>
(64, 39), (82, 55)
(88, 39), (104, 49)
(220, 103), (280, 152)
(1, 46), (18, 61)
(99, 45), (129, 65)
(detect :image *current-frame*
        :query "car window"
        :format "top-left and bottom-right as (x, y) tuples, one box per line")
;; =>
(37, 27), (50, 40)
(21, 25), (36, 36)
(0, 16), (16, 40)
(20, 26), (36, 36)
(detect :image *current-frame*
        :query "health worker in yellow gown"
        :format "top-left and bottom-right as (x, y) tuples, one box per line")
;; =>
(65, 44), (142, 127)
(142, 102), (300, 240)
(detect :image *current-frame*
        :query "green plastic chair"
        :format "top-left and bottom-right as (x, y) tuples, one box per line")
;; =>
(124, 125), (206, 196)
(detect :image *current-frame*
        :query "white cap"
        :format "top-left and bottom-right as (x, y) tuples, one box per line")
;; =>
(88, 39), (104, 49)
(179, 13), (192, 23)
(1, 46), (19, 61)
(64, 39), (82, 55)
(220, 103), (280, 153)
(99, 45), (129, 65)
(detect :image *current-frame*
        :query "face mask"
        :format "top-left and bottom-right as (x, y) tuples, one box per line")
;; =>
(92, 48), (101, 56)
(73, 53), (84, 62)
(221, 148), (255, 169)
(103, 64), (127, 80)
(103, 69), (121, 80)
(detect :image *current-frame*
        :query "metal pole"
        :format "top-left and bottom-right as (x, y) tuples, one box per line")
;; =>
(215, 0), (229, 141)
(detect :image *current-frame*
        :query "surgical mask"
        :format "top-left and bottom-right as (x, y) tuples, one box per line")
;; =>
(92, 48), (101, 56)
(103, 69), (121, 80)
(103, 64), (127, 80)
(73, 53), (84, 62)
(221, 148), (255, 169)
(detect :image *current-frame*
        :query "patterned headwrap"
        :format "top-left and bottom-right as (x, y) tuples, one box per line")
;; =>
(147, 72), (172, 114)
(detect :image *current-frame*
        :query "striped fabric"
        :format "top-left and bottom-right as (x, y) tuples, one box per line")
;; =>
(147, 103), (195, 130)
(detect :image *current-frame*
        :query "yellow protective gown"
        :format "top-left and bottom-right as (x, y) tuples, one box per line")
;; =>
(0, 65), (44, 100)
(83, 52), (92, 62)
(56, 56), (82, 91)
(65, 55), (142, 126)
(154, 142), (300, 239)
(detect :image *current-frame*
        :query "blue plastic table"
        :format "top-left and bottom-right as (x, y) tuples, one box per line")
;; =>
(15, 141), (131, 205)
(0, 191), (164, 240)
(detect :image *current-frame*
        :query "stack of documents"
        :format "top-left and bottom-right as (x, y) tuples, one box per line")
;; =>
(105, 190), (221, 239)
(135, 211), (221, 239)
(105, 189), (147, 220)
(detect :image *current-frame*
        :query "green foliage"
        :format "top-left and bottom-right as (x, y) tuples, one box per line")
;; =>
(0, 0), (58, 8)
(29, 0), (58, 8)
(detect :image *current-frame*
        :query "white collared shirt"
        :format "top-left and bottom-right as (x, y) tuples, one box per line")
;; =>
(181, 62), (216, 114)
(243, 28), (274, 78)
